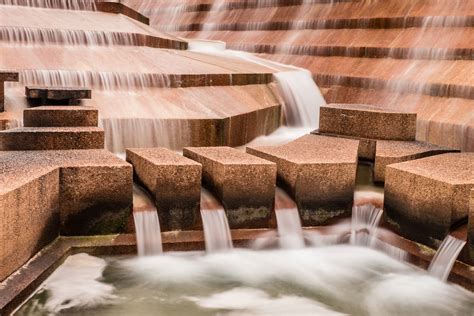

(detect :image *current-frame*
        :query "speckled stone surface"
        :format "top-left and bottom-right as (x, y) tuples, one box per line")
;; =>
(312, 129), (376, 160)
(374, 140), (459, 182)
(469, 189), (474, 265)
(25, 86), (91, 100)
(384, 153), (474, 245)
(0, 127), (104, 150)
(319, 103), (417, 141)
(0, 150), (132, 281)
(126, 148), (202, 231)
(247, 134), (359, 226)
(23, 106), (99, 127)
(183, 146), (276, 229)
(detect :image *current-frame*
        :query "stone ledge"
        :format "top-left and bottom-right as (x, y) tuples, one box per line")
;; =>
(0, 127), (105, 150)
(0, 150), (132, 282)
(247, 134), (359, 226)
(183, 146), (276, 229)
(319, 103), (417, 141)
(96, 1), (150, 25)
(384, 153), (474, 245)
(374, 140), (459, 182)
(23, 106), (98, 127)
(126, 148), (202, 231)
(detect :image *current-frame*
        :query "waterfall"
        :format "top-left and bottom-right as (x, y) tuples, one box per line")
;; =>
(350, 204), (383, 246)
(200, 188), (233, 252)
(0, 0), (97, 10)
(132, 185), (163, 256)
(428, 235), (466, 281)
(275, 188), (305, 248)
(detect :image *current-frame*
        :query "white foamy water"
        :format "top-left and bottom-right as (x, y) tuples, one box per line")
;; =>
(200, 188), (233, 252)
(18, 247), (474, 315)
(275, 187), (305, 249)
(428, 235), (466, 281)
(133, 185), (163, 256)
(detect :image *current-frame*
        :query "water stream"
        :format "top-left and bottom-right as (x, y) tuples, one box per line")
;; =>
(428, 235), (466, 281)
(274, 187), (305, 249)
(132, 184), (163, 256)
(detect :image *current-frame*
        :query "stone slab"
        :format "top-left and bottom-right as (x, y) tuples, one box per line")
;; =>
(183, 146), (276, 229)
(23, 106), (99, 127)
(247, 134), (359, 226)
(374, 140), (459, 182)
(312, 129), (376, 160)
(384, 153), (474, 245)
(0, 71), (19, 112)
(0, 127), (104, 150)
(126, 148), (202, 231)
(25, 86), (91, 105)
(0, 149), (132, 281)
(319, 103), (417, 141)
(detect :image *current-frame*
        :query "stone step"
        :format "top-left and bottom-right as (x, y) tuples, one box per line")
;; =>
(374, 140), (459, 182)
(183, 146), (276, 229)
(259, 54), (474, 99)
(247, 134), (359, 226)
(180, 28), (474, 60)
(25, 86), (92, 105)
(321, 86), (474, 152)
(126, 148), (202, 231)
(0, 149), (132, 281)
(0, 127), (104, 150)
(319, 103), (417, 141)
(0, 71), (19, 112)
(384, 153), (474, 246)
(23, 106), (98, 127)
(152, 0), (473, 31)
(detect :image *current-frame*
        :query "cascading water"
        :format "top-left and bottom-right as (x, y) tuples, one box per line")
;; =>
(132, 185), (163, 256)
(350, 204), (383, 246)
(200, 188), (233, 252)
(428, 235), (466, 281)
(0, 0), (97, 10)
(274, 187), (305, 249)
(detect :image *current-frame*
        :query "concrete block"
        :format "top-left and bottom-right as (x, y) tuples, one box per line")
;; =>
(23, 106), (98, 127)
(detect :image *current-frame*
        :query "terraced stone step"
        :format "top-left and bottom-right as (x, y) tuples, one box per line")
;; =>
(0, 71), (18, 112)
(25, 86), (91, 105)
(0, 127), (104, 150)
(126, 148), (202, 231)
(183, 146), (276, 229)
(181, 28), (474, 60)
(247, 134), (359, 226)
(0, 149), (132, 281)
(321, 86), (474, 152)
(259, 54), (474, 99)
(384, 153), (474, 245)
(319, 104), (417, 141)
(23, 106), (98, 127)
(152, 0), (473, 31)
(374, 140), (459, 182)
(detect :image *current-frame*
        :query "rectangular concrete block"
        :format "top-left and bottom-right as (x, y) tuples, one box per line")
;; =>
(23, 106), (99, 127)
(374, 140), (459, 182)
(319, 104), (417, 141)
(126, 148), (202, 231)
(312, 129), (376, 160)
(384, 153), (474, 245)
(0, 127), (104, 150)
(183, 146), (276, 229)
(0, 169), (59, 281)
(25, 86), (91, 101)
(248, 134), (359, 226)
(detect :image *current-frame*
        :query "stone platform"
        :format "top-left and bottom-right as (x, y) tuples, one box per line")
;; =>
(126, 148), (202, 231)
(23, 106), (98, 127)
(0, 127), (104, 150)
(384, 153), (474, 245)
(374, 140), (459, 182)
(247, 134), (359, 225)
(0, 149), (132, 282)
(183, 146), (276, 228)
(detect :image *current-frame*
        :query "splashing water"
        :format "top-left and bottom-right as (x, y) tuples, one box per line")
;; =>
(133, 185), (163, 256)
(350, 204), (383, 246)
(428, 235), (466, 281)
(200, 188), (233, 252)
(275, 188), (305, 249)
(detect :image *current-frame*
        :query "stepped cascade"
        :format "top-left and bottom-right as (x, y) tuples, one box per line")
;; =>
(0, 0), (473, 315)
